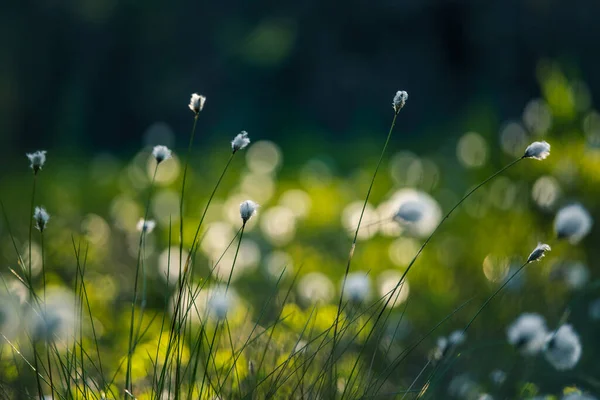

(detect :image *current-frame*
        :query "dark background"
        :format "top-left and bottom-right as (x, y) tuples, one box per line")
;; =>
(2, 0), (600, 159)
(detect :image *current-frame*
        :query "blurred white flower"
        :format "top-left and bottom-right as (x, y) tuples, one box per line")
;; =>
(28, 288), (77, 348)
(152, 145), (172, 164)
(432, 330), (466, 362)
(392, 90), (408, 113)
(136, 218), (156, 233)
(564, 262), (590, 290)
(394, 201), (423, 223)
(448, 330), (466, 346)
(527, 243), (551, 263)
(432, 336), (449, 361)
(231, 131), (251, 153)
(391, 189), (441, 238)
(34, 207), (50, 232)
(544, 324), (582, 370)
(523, 141), (551, 160)
(341, 272), (371, 303)
(562, 391), (598, 400)
(589, 298), (600, 320)
(188, 93), (206, 114)
(27, 150), (47, 174)
(507, 313), (548, 355)
(448, 373), (479, 399)
(208, 286), (232, 320)
(489, 369), (506, 386)
(298, 272), (334, 304)
(240, 200), (259, 224)
(554, 204), (593, 244)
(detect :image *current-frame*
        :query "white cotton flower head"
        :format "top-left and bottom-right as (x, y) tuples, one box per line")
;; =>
(152, 145), (172, 164)
(527, 243), (551, 263)
(137, 218), (156, 233)
(523, 141), (551, 160)
(231, 131), (251, 153)
(432, 336), (449, 361)
(26, 150), (47, 174)
(34, 207), (50, 232)
(432, 330), (465, 362)
(391, 189), (442, 238)
(208, 286), (232, 320)
(447, 373), (479, 399)
(240, 200), (259, 224)
(188, 93), (206, 114)
(342, 272), (372, 303)
(564, 262), (590, 290)
(392, 90), (408, 113)
(489, 369), (506, 386)
(544, 324), (582, 371)
(448, 330), (466, 346)
(394, 201), (424, 223)
(554, 204), (593, 244)
(507, 313), (548, 355)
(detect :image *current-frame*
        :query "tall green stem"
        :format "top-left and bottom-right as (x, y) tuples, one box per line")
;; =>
(125, 164), (158, 396)
(330, 110), (401, 395)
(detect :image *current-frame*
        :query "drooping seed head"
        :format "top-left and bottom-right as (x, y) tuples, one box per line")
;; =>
(527, 243), (551, 263)
(523, 141), (551, 160)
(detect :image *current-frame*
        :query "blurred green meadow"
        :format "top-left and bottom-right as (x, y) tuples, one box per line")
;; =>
(1, 64), (600, 399)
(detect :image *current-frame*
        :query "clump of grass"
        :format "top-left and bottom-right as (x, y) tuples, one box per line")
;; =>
(1, 84), (597, 400)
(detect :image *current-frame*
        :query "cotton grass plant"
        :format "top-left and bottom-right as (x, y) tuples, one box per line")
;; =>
(0, 78), (598, 400)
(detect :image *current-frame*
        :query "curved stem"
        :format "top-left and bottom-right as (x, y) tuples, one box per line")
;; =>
(331, 110), (401, 391)
(462, 260), (529, 333)
(347, 157), (524, 394)
(226, 223), (245, 293)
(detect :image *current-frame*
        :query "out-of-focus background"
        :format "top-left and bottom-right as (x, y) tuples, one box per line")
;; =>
(2, 0), (600, 398)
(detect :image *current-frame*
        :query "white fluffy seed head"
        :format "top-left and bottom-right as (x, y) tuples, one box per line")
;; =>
(188, 93), (206, 114)
(231, 131), (251, 153)
(393, 90), (408, 113)
(507, 313), (548, 355)
(523, 141), (551, 160)
(137, 218), (156, 233)
(554, 204), (593, 244)
(448, 330), (466, 346)
(527, 243), (551, 263)
(544, 324), (582, 371)
(33, 207), (50, 232)
(240, 200), (259, 224)
(27, 150), (47, 174)
(394, 201), (424, 224)
(152, 145), (172, 164)
(431, 336), (449, 361)
(208, 287), (231, 320)
(342, 272), (372, 303)
(392, 190), (442, 238)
